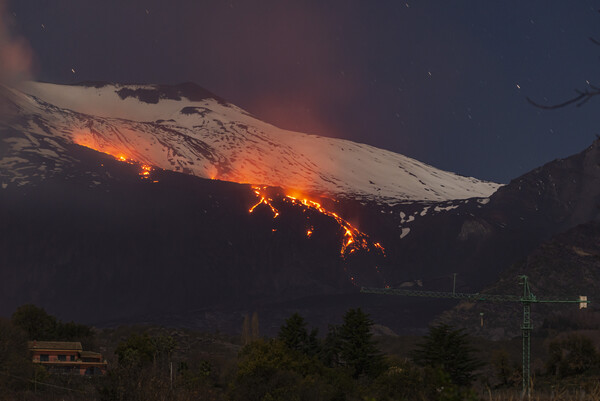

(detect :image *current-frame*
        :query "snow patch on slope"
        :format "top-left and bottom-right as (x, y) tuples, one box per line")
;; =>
(6, 82), (502, 203)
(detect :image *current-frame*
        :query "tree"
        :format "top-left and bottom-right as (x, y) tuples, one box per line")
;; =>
(411, 324), (483, 387)
(0, 318), (34, 394)
(278, 313), (320, 356)
(491, 349), (518, 387)
(338, 308), (385, 379)
(546, 334), (599, 377)
(151, 335), (176, 370)
(55, 320), (94, 343)
(230, 339), (336, 401)
(370, 359), (424, 401)
(114, 333), (157, 368)
(241, 314), (251, 346)
(251, 311), (259, 341)
(11, 304), (57, 340)
(241, 312), (260, 346)
(102, 333), (178, 401)
(320, 324), (343, 368)
(11, 304), (93, 344)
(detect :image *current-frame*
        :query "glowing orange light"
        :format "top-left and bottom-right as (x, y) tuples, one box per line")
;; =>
(73, 136), (155, 181)
(373, 242), (385, 256)
(249, 186), (280, 218)
(249, 186), (385, 258)
(139, 164), (153, 179)
(284, 194), (376, 257)
(75, 134), (384, 260)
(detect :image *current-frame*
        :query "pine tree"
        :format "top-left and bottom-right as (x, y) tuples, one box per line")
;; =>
(320, 324), (342, 368)
(306, 327), (320, 357)
(278, 313), (320, 356)
(411, 324), (483, 387)
(241, 314), (251, 345)
(278, 313), (308, 351)
(251, 311), (259, 340)
(338, 308), (385, 378)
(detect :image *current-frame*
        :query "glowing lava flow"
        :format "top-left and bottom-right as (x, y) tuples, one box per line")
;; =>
(72, 138), (157, 182)
(248, 186), (280, 218)
(249, 185), (385, 258)
(286, 195), (374, 257)
(139, 164), (152, 180)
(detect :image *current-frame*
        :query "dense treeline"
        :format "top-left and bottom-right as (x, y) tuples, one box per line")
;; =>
(11, 304), (94, 345)
(2, 305), (600, 400)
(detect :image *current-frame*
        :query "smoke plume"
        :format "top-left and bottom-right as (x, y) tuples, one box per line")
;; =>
(0, 0), (33, 85)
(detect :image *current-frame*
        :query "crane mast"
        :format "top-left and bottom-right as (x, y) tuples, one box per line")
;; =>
(361, 275), (589, 399)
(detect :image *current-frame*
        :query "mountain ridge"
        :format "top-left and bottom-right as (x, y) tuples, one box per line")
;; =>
(436, 221), (600, 340)
(3, 81), (501, 204)
(1, 81), (599, 335)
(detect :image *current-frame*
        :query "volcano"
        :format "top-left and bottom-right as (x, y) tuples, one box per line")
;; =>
(1, 81), (598, 335)
(2, 81), (500, 203)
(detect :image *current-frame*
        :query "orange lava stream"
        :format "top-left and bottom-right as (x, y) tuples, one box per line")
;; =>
(249, 186), (385, 258)
(248, 186), (280, 218)
(73, 138), (381, 259)
(73, 139), (157, 182)
(139, 164), (153, 180)
(286, 195), (369, 257)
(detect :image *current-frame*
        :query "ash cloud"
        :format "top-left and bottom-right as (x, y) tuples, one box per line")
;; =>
(0, 0), (33, 85)
(193, 1), (363, 138)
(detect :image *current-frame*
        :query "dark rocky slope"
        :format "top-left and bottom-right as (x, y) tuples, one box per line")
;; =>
(1, 96), (599, 334)
(438, 221), (600, 339)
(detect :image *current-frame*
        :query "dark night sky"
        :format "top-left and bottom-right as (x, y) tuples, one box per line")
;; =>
(6, 0), (600, 183)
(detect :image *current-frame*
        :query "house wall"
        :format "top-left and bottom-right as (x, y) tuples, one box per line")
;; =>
(32, 350), (79, 362)
(31, 350), (107, 375)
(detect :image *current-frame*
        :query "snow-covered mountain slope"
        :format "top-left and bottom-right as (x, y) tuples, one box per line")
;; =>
(1, 81), (501, 203)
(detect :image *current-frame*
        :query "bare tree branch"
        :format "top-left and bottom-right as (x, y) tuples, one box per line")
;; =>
(575, 92), (597, 107)
(527, 88), (600, 109)
(527, 92), (584, 109)
(528, 10), (599, 110)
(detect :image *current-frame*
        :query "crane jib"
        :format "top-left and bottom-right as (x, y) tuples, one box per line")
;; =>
(359, 287), (589, 304)
(360, 275), (590, 400)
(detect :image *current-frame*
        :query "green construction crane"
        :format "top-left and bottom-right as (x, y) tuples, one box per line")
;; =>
(361, 275), (590, 399)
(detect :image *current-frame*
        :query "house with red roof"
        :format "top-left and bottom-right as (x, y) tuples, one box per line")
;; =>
(28, 341), (107, 375)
